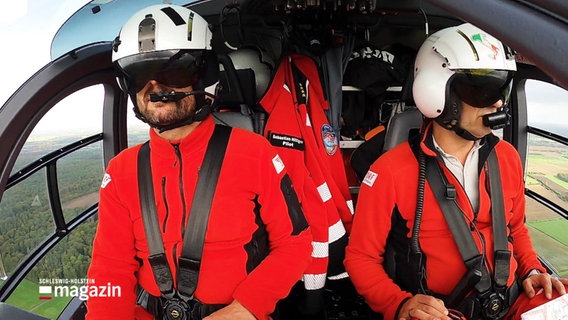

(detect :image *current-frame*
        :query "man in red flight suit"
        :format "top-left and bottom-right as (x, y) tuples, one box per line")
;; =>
(344, 23), (568, 320)
(86, 4), (312, 320)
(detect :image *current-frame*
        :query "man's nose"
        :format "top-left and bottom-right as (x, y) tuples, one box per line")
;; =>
(146, 80), (167, 93)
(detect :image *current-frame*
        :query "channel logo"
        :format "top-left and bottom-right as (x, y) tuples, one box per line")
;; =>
(38, 286), (52, 300)
(37, 280), (121, 301)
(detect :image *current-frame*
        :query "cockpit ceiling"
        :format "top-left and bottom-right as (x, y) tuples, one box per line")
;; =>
(51, 0), (460, 61)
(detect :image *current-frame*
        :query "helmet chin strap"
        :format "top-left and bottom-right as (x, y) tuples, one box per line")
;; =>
(452, 125), (481, 141)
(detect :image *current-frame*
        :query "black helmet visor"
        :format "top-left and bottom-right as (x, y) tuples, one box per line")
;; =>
(117, 49), (203, 93)
(452, 69), (514, 108)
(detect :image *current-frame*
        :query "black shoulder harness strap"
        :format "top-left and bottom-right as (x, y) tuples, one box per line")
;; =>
(137, 124), (232, 301)
(425, 149), (511, 304)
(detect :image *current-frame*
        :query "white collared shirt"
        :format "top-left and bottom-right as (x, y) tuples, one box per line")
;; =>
(432, 138), (483, 212)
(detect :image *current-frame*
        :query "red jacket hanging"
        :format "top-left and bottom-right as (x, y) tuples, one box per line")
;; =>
(260, 54), (354, 295)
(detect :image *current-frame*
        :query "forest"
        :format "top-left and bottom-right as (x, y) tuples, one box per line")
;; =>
(0, 140), (104, 284)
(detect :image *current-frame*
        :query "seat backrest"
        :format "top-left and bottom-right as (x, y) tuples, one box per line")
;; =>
(213, 48), (273, 133)
(212, 52), (255, 131)
(349, 106), (422, 180)
(382, 106), (422, 152)
(212, 109), (254, 131)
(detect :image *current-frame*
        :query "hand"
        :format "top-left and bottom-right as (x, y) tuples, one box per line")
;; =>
(203, 300), (256, 320)
(397, 294), (453, 320)
(522, 272), (568, 299)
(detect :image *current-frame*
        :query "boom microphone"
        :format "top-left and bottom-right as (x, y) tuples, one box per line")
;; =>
(482, 108), (510, 130)
(150, 91), (189, 102)
(150, 90), (217, 102)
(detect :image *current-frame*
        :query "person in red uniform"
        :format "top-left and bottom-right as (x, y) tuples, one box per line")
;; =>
(85, 4), (312, 320)
(344, 23), (568, 320)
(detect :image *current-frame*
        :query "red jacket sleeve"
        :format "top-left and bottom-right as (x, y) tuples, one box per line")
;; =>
(344, 155), (411, 320)
(86, 157), (141, 319)
(232, 139), (313, 319)
(497, 142), (546, 277)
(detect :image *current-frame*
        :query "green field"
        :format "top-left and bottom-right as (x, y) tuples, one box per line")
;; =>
(525, 143), (568, 276)
(528, 219), (568, 247)
(5, 278), (72, 319)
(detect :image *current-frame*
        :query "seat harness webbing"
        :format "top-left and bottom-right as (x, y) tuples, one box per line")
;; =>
(137, 124), (232, 301)
(425, 149), (511, 306)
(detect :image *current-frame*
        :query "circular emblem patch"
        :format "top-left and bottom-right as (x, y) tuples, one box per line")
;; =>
(321, 124), (338, 156)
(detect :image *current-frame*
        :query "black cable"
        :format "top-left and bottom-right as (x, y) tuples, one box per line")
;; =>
(412, 145), (427, 294)
(413, 149), (425, 254)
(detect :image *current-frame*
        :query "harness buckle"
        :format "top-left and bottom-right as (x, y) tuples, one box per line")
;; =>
(480, 291), (506, 319)
(445, 184), (457, 199)
(162, 297), (192, 320)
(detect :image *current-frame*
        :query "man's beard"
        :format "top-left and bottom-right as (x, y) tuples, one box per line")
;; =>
(140, 99), (196, 126)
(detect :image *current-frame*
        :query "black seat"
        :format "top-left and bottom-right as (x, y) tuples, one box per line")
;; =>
(213, 47), (274, 134)
(349, 106), (422, 181)
(213, 53), (256, 131)
(382, 106), (422, 152)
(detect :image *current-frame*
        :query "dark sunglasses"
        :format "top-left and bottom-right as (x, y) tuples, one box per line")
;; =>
(117, 50), (203, 93)
(452, 69), (514, 108)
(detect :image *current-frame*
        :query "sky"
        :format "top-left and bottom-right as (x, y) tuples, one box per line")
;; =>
(1, 1), (567, 137)
(0, 0), (101, 136)
(0, 0), (147, 137)
(0, 0), (91, 106)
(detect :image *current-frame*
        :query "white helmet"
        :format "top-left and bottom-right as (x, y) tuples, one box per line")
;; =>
(412, 23), (516, 127)
(112, 4), (218, 98)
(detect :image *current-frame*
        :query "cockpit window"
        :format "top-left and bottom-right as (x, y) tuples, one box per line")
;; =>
(50, 0), (199, 60)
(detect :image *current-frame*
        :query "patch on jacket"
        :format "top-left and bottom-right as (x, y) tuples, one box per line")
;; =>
(272, 154), (285, 174)
(362, 171), (378, 187)
(269, 132), (305, 151)
(101, 173), (112, 188)
(321, 124), (338, 156)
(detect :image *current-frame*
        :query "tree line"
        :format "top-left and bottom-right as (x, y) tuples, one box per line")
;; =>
(0, 144), (103, 283)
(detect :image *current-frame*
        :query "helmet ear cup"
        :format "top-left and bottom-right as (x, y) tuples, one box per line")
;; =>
(435, 94), (460, 129)
(413, 69), (448, 119)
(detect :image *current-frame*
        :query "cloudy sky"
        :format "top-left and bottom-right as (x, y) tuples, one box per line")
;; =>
(0, 0), (100, 136)
(1, 1), (567, 136)
(0, 0), (148, 137)
(0, 1), (91, 106)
